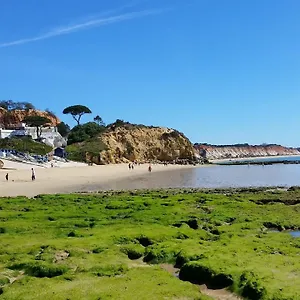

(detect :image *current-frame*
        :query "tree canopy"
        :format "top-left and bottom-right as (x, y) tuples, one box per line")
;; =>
(23, 116), (51, 137)
(94, 115), (105, 126)
(63, 105), (92, 125)
(67, 122), (105, 145)
(0, 100), (35, 111)
(23, 116), (51, 127)
(57, 122), (70, 137)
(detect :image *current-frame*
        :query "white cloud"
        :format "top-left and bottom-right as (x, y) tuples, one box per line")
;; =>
(0, 9), (163, 48)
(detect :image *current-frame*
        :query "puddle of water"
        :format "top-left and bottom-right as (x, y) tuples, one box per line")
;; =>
(290, 231), (300, 237)
(269, 230), (300, 237)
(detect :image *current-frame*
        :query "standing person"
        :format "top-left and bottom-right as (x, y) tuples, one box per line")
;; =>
(148, 164), (152, 172)
(5, 173), (8, 181)
(128, 163), (132, 170)
(31, 168), (36, 181)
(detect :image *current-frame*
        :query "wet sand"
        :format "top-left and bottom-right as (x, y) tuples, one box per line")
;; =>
(0, 163), (198, 197)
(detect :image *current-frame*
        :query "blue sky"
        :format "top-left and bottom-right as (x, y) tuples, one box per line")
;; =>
(0, 0), (299, 146)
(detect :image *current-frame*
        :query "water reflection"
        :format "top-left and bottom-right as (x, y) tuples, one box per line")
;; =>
(98, 164), (300, 191)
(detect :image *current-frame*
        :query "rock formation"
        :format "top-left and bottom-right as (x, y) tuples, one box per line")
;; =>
(195, 144), (300, 160)
(86, 125), (198, 164)
(0, 108), (60, 128)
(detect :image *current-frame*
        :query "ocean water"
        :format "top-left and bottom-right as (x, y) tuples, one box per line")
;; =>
(217, 155), (300, 164)
(101, 163), (300, 191)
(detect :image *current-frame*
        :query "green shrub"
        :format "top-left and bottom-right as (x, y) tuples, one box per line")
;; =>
(0, 137), (51, 155)
(0, 227), (6, 234)
(67, 122), (105, 145)
(56, 122), (70, 137)
(66, 138), (107, 162)
(126, 142), (134, 155)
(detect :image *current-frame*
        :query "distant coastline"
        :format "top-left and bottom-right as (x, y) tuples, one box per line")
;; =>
(195, 143), (300, 162)
(211, 155), (300, 165)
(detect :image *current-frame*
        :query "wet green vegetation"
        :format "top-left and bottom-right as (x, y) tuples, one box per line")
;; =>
(0, 188), (300, 299)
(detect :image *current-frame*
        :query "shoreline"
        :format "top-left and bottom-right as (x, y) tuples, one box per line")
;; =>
(210, 154), (300, 163)
(1, 157), (299, 197)
(0, 163), (200, 197)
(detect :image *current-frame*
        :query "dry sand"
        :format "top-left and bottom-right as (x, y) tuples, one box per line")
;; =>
(0, 162), (195, 197)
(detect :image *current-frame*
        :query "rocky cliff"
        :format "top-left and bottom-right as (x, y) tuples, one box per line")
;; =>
(195, 144), (300, 160)
(82, 125), (198, 164)
(0, 108), (60, 128)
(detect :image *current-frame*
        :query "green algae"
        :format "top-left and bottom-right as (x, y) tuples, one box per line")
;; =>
(0, 188), (299, 299)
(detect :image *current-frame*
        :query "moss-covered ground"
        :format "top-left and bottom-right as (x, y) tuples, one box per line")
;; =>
(0, 188), (300, 299)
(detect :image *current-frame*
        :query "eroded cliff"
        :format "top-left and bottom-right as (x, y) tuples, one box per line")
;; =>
(0, 108), (60, 128)
(72, 124), (198, 164)
(195, 144), (300, 160)
(99, 125), (197, 164)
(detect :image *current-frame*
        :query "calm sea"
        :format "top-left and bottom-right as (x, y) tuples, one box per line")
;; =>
(100, 159), (300, 191)
(217, 155), (300, 164)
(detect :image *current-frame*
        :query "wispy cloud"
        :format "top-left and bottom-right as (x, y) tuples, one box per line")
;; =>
(0, 8), (163, 48)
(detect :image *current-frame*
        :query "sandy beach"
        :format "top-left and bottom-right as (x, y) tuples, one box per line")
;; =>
(0, 161), (196, 197)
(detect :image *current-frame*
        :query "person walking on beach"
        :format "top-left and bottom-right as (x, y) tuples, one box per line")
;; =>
(31, 168), (36, 181)
(5, 173), (8, 181)
(148, 164), (152, 172)
(128, 163), (132, 170)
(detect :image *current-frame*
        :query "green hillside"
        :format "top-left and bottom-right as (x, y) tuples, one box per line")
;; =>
(0, 137), (52, 155)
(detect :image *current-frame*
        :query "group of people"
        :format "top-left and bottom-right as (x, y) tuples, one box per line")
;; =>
(128, 162), (152, 172)
(5, 168), (36, 182)
(128, 163), (135, 170)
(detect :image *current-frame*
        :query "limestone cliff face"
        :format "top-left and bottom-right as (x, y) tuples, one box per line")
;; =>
(94, 126), (196, 164)
(195, 144), (300, 160)
(0, 108), (60, 128)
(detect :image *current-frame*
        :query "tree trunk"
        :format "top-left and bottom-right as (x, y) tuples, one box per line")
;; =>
(36, 126), (40, 138)
(73, 116), (80, 125)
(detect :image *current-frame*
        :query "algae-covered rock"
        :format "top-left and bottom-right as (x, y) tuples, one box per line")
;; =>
(239, 271), (266, 299)
(179, 261), (233, 288)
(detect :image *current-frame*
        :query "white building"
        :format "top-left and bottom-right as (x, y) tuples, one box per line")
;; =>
(0, 123), (66, 148)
